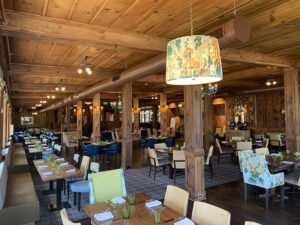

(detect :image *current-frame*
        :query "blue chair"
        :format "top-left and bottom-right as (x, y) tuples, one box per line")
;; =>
(100, 131), (106, 140)
(105, 142), (121, 169)
(86, 144), (103, 161)
(240, 152), (284, 209)
(148, 138), (159, 149)
(165, 137), (175, 147)
(140, 138), (148, 151)
(82, 143), (89, 155)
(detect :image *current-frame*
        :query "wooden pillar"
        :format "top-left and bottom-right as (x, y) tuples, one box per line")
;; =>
(58, 108), (62, 131)
(2, 99), (7, 146)
(160, 93), (168, 136)
(133, 98), (139, 131)
(66, 105), (70, 124)
(0, 91), (3, 148)
(284, 68), (300, 152)
(93, 93), (101, 142)
(184, 85), (206, 200)
(152, 105), (157, 129)
(203, 94), (214, 152)
(77, 101), (83, 136)
(121, 83), (132, 169)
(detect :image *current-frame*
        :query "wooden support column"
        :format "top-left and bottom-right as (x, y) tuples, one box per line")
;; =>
(58, 108), (62, 131)
(77, 101), (83, 136)
(203, 94), (214, 152)
(160, 93), (168, 136)
(152, 106), (157, 129)
(133, 98), (139, 131)
(284, 68), (300, 152)
(2, 99), (7, 146)
(184, 85), (206, 200)
(66, 105), (70, 124)
(93, 93), (101, 142)
(122, 83), (132, 169)
(0, 91), (3, 149)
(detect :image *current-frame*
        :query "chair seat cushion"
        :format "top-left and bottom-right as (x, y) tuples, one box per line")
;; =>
(65, 176), (82, 182)
(71, 180), (89, 192)
(42, 154), (57, 159)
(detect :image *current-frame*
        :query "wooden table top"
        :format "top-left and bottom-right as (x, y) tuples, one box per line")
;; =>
(33, 158), (83, 182)
(83, 193), (197, 225)
(266, 153), (300, 173)
(28, 147), (52, 154)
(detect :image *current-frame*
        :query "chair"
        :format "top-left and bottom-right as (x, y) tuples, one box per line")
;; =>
(255, 148), (270, 156)
(262, 137), (269, 148)
(105, 142), (121, 169)
(238, 150), (253, 177)
(171, 151), (185, 184)
(63, 132), (78, 153)
(205, 145), (214, 178)
(245, 222), (262, 225)
(60, 208), (81, 225)
(240, 152), (284, 209)
(86, 144), (103, 162)
(147, 138), (159, 149)
(54, 144), (62, 155)
(115, 131), (121, 142)
(215, 138), (233, 163)
(73, 153), (80, 167)
(71, 162), (100, 211)
(65, 156), (90, 201)
(148, 148), (170, 181)
(192, 201), (231, 225)
(89, 169), (127, 203)
(236, 141), (252, 156)
(147, 128), (152, 137)
(110, 131), (116, 140)
(270, 133), (285, 152)
(165, 137), (175, 147)
(164, 185), (189, 216)
(139, 138), (148, 151)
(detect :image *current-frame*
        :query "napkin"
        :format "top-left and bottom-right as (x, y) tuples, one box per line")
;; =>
(35, 160), (44, 164)
(60, 162), (68, 167)
(39, 165), (48, 169)
(111, 196), (126, 204)
(270, 153), (279, 157)
(281, 161), (294, 165)
(256, 140), (262, 143)
(174, 218), (195, 225)
(145, 200), (162, 208)
(66, 169), (76, 173)
(57, 158), (64, 161)
(43, 172), (53, 176)
(42, 144), (47, 146)
(94, 211), (114, 221)
(157, 150), (166, 153)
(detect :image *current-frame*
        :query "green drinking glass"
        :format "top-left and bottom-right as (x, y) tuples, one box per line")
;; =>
(128, 194), (136, 205)
(110, 199), (118, 210)
(176, 144), (179, 149)
(153, 210), (161, 224)
(122, 206), (130, 219)
(56, 166), (62, 176)
(286, 150), (290, 155)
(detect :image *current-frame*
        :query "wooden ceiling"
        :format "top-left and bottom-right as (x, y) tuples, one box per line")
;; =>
(0, 0), (300, 109)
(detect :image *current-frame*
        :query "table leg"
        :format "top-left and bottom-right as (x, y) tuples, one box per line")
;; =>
(42, 180), (57, 195)
(47, 179), (71, 212)
(169, 166), (174, 179)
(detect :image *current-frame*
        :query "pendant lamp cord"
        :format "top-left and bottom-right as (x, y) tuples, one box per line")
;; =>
(189, 0), (194, 35)
(233, 0), (237, 16)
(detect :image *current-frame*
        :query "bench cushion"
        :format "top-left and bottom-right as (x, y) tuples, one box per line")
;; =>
(0, 162), (8, 210)
(0, 172), (40, 225)
(9, 146), (29, 174)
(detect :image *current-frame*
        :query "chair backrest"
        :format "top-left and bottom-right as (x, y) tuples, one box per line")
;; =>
(236, 142), (252, 151)
(240, 152), (284, 189)
(205, 145), (214, 165)
(153, 128), (157, 136)
(232, 136), (245, 141)
(90, 162), (100, 173)
(89, 169), (127, 204)
(80, 156), (90, 179)
(270, 133), (282, 146)
(192, 201), (231, 225)
(147, 138), (159, 149)
(245, 221), (262, 225)
(172, 150), (185, 169)
(255, 148), (270, 156)
(0, 162), (8, 210)
(164, 185), (189, 216)
(111, 131), (116, 140)
(109, 142), (122, 153)
(238, 150), (253, 171)
(263, 138), (269, 148)
(148, 148), (159, 166)
(60, 208), (81, 225)
(63, 131), (78, 147)
(215, 138), (222, 154)
(54, 144), (62, 153)
(73, 154), (80, 164)
(166, 137), (175, 147)
(115, 131), (120, 142)
(154, 143), (167, 150)
(147, 128), (152, 137)
(215, 127), (222, 134)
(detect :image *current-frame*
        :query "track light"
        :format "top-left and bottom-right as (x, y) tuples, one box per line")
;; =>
(77, 68), (83, 74)
(61, 86), (65, 91)
(86, 67), (92, 75)
(52, 95), (55, 99)
(78, 56), (92, 75)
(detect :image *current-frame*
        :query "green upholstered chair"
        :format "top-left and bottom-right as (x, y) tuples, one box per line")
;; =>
(88, 169), (127, 204)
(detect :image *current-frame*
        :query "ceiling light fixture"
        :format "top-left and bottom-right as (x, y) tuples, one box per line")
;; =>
(166, 0), (222, 85)
(266, 79), (277, 86)
(78, 56), (92, 75)
(55, 79), (65, 91)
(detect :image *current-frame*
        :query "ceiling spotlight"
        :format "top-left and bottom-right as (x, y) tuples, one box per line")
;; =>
(52, 95), (55, 99)
(86, 67), (92, 75)
(272, 81), (277, 85)
(40, 100), (43, 103)
(152, 96), (154, 99)
(266, 81), (271, 86)
(78, 56), (92, 75)
(42, 100), (47, 104)
(32, 107), (36, 110)
(77, 68), (83, 74)
(47, 95), (50, 99)
(61, 86), (65, 91)
(155, 96), (158, 100)
(55, 87), (59, 91)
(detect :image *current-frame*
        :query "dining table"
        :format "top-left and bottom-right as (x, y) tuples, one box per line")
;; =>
(83, 193), (198, 225)
(266, 153), (300, 174)
(72, 136), (90, 153)
(33, 158), (83, 211)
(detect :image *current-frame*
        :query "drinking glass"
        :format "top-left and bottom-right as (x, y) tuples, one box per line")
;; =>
(122, 206), (130, 219)
(128, 194), (136, 205)
(153, 210), (161, 224)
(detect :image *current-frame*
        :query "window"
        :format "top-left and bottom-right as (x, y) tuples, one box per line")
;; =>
(139, 106), (153, 123)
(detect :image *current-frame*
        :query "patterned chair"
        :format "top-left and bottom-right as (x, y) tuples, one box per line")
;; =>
(88, 169), (127, 203)
(240, 152), (284, 209)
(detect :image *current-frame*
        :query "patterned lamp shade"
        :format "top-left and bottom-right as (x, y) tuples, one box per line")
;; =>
(166, 35), (223, 85)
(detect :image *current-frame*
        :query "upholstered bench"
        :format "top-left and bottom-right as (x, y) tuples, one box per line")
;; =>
(0, 162), (40, 225)
(9, 144), (29, 174)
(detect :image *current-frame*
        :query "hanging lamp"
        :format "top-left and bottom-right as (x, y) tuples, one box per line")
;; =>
(166, 0), (222, 85)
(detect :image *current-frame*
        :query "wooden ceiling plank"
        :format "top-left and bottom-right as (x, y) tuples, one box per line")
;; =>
(67, 0), (79, 20)
(11, 82), (84, 92)
(89, 0), (111, 24)
(57, 45), (75, 66)
(41, 0), (49, 16)
(45, 43), (57, 64)
(29, 40), (38, 64)
(0, 10), (169, 52)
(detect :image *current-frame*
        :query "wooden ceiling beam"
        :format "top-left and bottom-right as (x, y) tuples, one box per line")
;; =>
(11, 83), (84, 92)
(9, 63), (115, 79)
(0, 10), (168, 52)
(137, 74), (165, 83)
(221, 48), (293, 68)
(11, 93), (66, 99)
(223, 67), (281, 81)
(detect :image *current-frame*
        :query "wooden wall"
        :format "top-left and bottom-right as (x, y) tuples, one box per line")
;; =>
(213, 90), (286, 132)
(14, 108), (48, 131)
